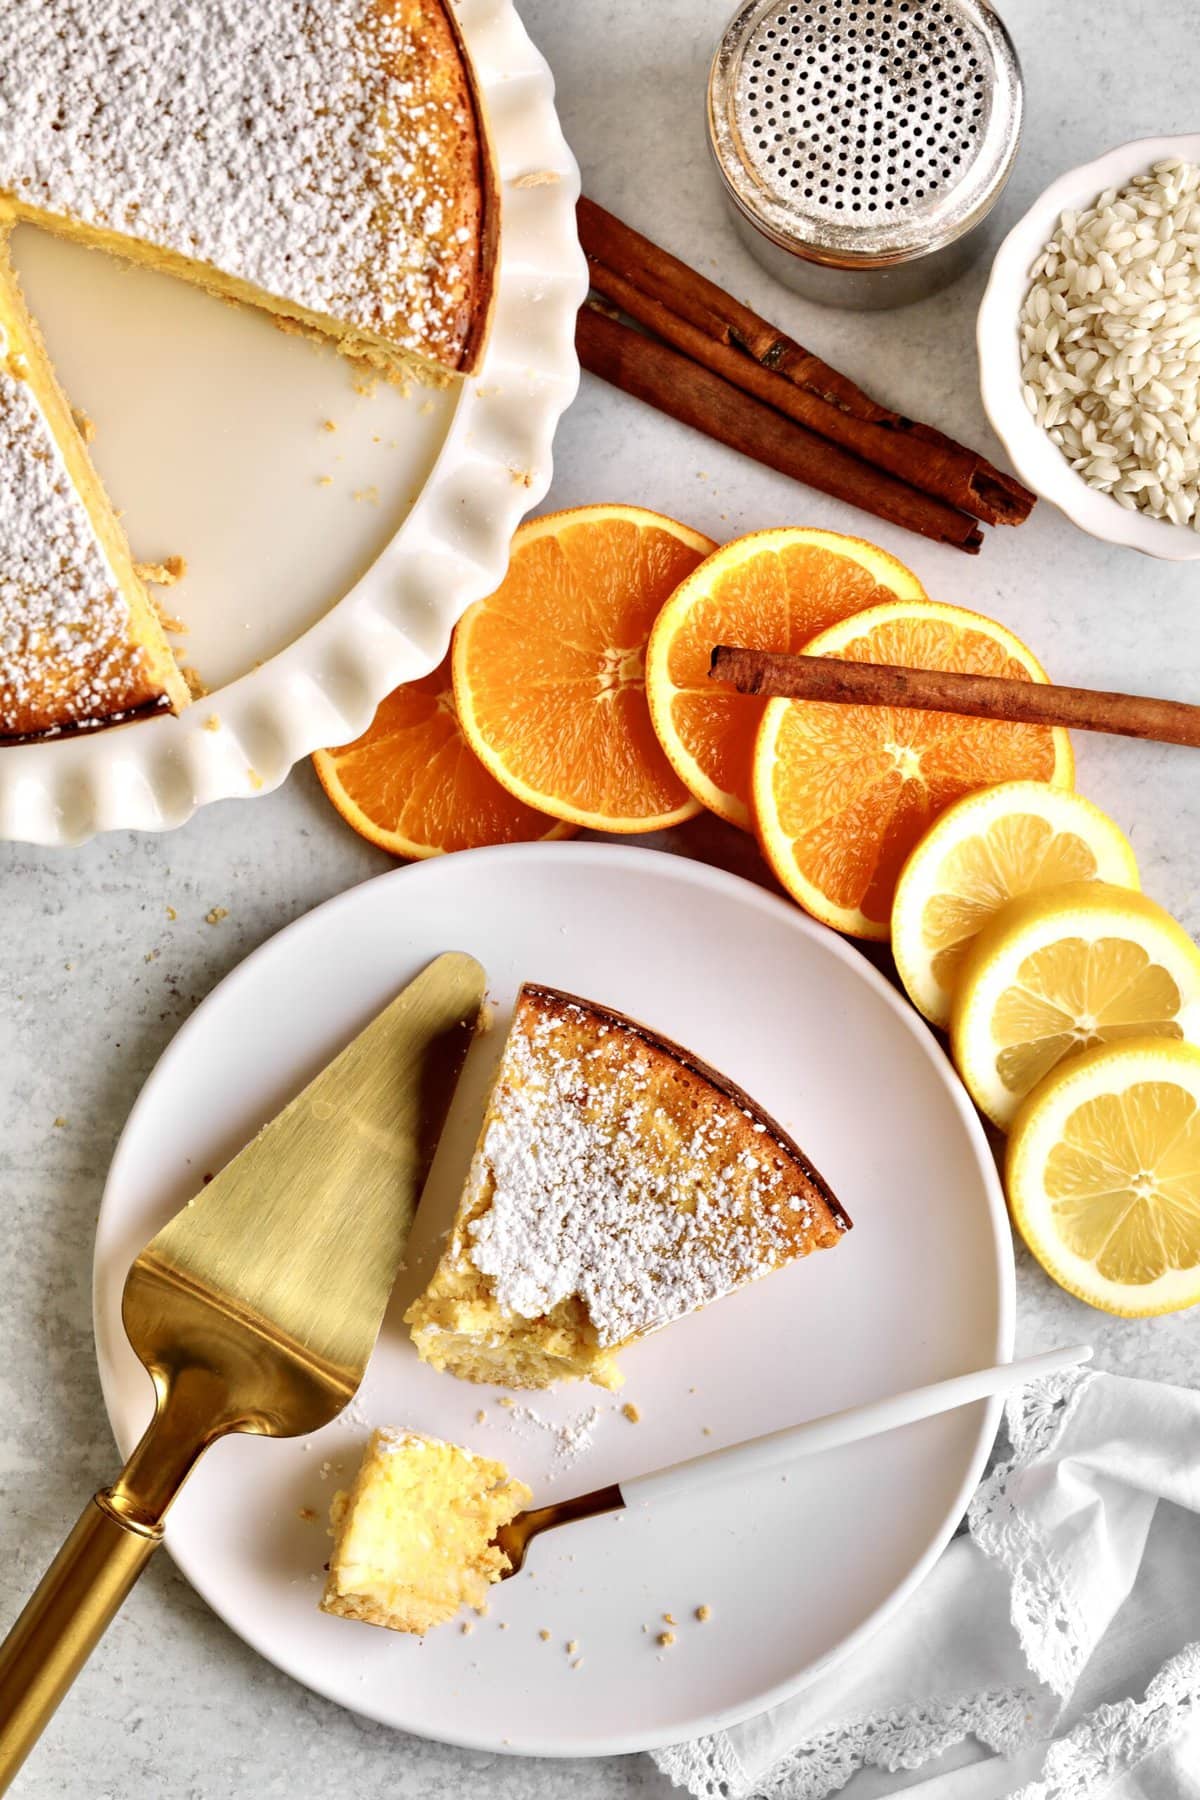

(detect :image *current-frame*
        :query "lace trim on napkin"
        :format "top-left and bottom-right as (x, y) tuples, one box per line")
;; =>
(968, 1365), (1097, 1700)
(655, 1690), (1036, 1800)
(1008, 1639), (1200, 1800)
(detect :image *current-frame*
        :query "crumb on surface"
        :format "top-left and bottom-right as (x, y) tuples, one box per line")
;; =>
(461, 1620), (474, 1636)
(696, 1604), (712, 1622)
(298, 1507), (318, 1523)
(72, 406), (96, 442)
(203, 714), (220, 732)
(165, 906), (177, 921)
(53, 1116), (67, 1128)
(317, 475), (334, 487)
(509, 465), (534, 487)
(476, 999), (496, 1036)
(621, 1402), (641, 1424)
(419, 400), (435, 415)
(148, 593), (187, 633)
(657, 1631), (676, 1648)
(248, 768), (264, 791)
(143, 949), (158, 963)
(513, 169), (561, 187)
(475, 1409), (487, 1425)
(702, 1426), (713, 1436)
(566, 1639), (579, 1654)
(181, 665), (208, 699)
(352, 485), (380, 505)
(205, 906), (228, 926)
(321, 418), (338, 432)
(662, 1613), (676, 1627)
(538, 1628), (551, 1641)
(497, 1397), (514, 1410)
(137, 554), (188, 588)
(571, 1658), (583, 1671)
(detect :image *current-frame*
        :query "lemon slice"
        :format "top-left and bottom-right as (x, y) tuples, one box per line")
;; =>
(951, 882), (1200, 1130)
(893, 783), (1139, 1028)
(1008, 1037), (1200, 1315)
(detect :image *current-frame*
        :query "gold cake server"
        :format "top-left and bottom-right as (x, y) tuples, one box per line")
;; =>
(0, 950), (486, 1793)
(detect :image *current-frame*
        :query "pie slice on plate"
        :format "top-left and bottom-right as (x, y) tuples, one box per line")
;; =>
(407, 983), (850, 1389)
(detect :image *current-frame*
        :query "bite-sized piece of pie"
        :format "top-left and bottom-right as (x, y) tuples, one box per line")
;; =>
(0, 0), (496, 382)
(320, 1428), (531, 1634)
(406, 984), (850, 1390)
(0, 244), (188, 741)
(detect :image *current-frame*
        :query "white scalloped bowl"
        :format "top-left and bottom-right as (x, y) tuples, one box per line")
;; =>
(978, 133), (1200, 561)
(0, 0), (587, 846)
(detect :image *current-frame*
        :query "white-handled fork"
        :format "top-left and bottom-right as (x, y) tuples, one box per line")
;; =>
(493, 1342), (1093, 1574)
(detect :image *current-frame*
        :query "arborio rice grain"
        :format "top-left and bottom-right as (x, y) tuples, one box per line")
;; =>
(1021, 157), (1200, 530)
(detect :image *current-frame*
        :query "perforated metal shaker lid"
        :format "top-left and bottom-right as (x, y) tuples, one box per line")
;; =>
(708, 0), (1022, 271)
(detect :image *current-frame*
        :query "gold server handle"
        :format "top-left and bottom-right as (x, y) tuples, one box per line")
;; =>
(0, 1493), (161, 1792)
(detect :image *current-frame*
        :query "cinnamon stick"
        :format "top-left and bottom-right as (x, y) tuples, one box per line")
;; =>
(710, 647), (1200, 749)
(578, 197), (864, 413)
(578, 304), (984, 553)
(585, 257), (1014, 527)
(578, 197), (1036, 528)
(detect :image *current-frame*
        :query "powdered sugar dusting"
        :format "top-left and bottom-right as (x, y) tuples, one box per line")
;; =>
(0, 322), (147, 734)
(464, 999), (824, 1347)
(490, 1401), (600, 1479)
(340, 1392), (373, 1430)
(0, 0), (484, 366)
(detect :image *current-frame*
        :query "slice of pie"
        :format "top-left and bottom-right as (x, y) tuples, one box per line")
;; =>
(406, 984), (850, 1390)
(320, 1428), (531, 1634)
(0, 0), (495, 740)
(0, 242), (188, 739)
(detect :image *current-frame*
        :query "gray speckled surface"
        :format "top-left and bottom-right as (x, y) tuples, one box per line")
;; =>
(2, 1), (1199, 1793)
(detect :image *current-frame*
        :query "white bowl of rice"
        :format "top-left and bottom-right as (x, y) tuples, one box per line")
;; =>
(978, 134), (1200, 559)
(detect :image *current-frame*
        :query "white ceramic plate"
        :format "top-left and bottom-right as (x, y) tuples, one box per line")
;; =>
(978, 133), (1200, 560)
(0, 0), (587, 846)
(94, 844), (1013, 1757)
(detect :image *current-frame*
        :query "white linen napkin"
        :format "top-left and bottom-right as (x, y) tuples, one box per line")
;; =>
(652, 1367), (1200, 1800)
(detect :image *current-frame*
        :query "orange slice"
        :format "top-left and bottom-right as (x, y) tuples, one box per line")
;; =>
(313, 651), (571, 859)
(645, 528), (925, 830)
(753, 600), (1074, 940)
(453, 505), (716, 832)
